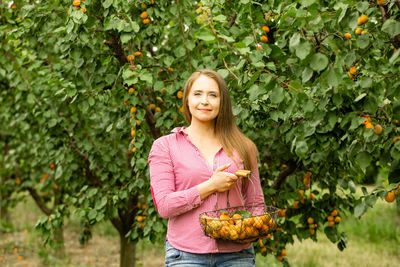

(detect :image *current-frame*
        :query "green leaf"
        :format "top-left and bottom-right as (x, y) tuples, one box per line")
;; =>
(356, 34), (370, 49)
(217, 69), (229, 79)
(327, 68), (340, 87)
(270, 87), (284, 104)
(356, 152), (371, 172)
(382, 19), (400, 38)
(354, 201), (367, 218)
(103, 0), (113, 8)
(310, 53), (329, 72)
(365, 195), (377, 207)
(195, 27), (215, 41)
(289, 33), (300, 50)
(296, 42), (312, 60)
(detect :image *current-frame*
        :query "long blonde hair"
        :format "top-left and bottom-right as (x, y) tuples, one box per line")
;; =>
(182, 69), (259, 171)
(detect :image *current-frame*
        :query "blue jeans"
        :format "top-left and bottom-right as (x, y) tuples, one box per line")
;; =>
(165, 241), (256, 267)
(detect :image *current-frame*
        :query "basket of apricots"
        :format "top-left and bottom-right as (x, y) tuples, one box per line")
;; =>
(199, 205), (278, 243)
(199, 170), (278, 243)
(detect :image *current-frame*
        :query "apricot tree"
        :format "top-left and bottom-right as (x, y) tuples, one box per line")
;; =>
(1, 0), (400, 266)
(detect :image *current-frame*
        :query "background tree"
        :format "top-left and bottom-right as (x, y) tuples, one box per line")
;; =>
(1, 0), (400, 266)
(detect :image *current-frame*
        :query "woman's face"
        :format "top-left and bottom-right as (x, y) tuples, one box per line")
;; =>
(187, 75), (221, 124)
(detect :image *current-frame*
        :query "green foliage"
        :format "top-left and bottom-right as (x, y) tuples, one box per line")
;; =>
(1, 0), (400, 265)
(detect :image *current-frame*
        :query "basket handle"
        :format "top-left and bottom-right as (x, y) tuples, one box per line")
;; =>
(213, 173), (256, 211)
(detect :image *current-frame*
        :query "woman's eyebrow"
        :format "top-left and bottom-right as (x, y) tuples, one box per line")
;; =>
(192, 89), (219, 94)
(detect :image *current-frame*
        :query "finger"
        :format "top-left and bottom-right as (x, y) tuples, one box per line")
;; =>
(215, 163), (231, 172)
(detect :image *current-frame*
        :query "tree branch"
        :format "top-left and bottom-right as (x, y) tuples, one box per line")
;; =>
(379, 5), (389, 22)
(177, 0), (192, 72)
(27, 187), (53, 216)
(64, 129), (102, 187)
(110, 217), (123, 235)
(228, 11), (237, 29)
(103, 31), (127, 66)
(138, 93), (161, 139)
(271, 160), (300, 191)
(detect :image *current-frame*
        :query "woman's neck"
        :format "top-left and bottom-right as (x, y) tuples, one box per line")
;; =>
(185, 120), (217, 140)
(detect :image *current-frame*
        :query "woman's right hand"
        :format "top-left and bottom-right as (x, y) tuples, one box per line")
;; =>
(210, 163), (238, 193)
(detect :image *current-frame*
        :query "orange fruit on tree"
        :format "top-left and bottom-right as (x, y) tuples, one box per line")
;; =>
(281, 249), (287, 256)
(136, 120), (141, 126)
(357, 15), (368, 26)
(141, 223), (145, 230)
(334, 216), (341, 223)
(262, 26), (270, 33)
(355, 28), (363, 35)
(143, 18), (151, 24)
(81, 8), (87, 13)
(377, 0), (385, 5)
(331, 209), (338, 216)
(328, 221), (335, 227)
(293, 200), (299, 209)
(150, 104), (156, 110)
(277, 255), (283, 262)
(344, 33), (351, 39)
(349, 67), (357, 75)
(373, 124), (382, 135)
(73, 0), (81, 7)
(130, 106), (137, 113)
(137, 216), (144, 222)
(259, 239), (264, 247)
(128, 87), (134, 94)
(155, 107), (161, 113)
(261, 247), (267, 254)
(16, 178), (21, 184)
(385, 191), (395, 203)
(50, 163), (55, 168)
(135, 51), (142, 57)
(141, 11), (148, 19)
(177, 90), (183, 99)
(126, 54), (134, 62)
(309, 229), (315, 235)
(131, 129), (136, 137)
(179, 106), (184, 113)
(307, 217), (314, 224)
(309, 193), (314, 200)
(261, 35), (268, 43)
(327, 215), (334, 222)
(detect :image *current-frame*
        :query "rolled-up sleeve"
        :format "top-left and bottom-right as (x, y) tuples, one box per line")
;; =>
(148, 138), (203, 219)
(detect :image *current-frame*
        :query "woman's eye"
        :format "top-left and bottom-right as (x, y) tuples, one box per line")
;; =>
(210, 94), (217, 97)
(194, 92), (201, 96)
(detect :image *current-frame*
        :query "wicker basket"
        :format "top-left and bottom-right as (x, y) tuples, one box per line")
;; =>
(199, 169), (278, 244)
(199, 205), (278, 244)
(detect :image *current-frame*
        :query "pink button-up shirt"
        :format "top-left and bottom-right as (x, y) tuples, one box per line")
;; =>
(148, 127), (265, 253)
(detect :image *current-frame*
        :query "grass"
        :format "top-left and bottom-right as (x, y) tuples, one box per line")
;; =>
(1, 190), (399, 266)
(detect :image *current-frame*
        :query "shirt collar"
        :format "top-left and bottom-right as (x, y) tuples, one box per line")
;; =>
(171, 126), (187, 135)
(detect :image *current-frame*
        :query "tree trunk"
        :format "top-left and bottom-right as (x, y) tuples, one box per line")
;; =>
(120, 232), (136, 267)
(0, 190), (12, 234)
(53, 226), (65, 258)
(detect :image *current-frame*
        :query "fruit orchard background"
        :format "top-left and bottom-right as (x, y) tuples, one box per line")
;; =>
(1, 0), (400, 266)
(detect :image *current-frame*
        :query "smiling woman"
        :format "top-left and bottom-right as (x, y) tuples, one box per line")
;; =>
(148, 69), (265, 266)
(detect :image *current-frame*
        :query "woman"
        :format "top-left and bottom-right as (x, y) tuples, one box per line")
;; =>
(148, 69), (265, 266)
